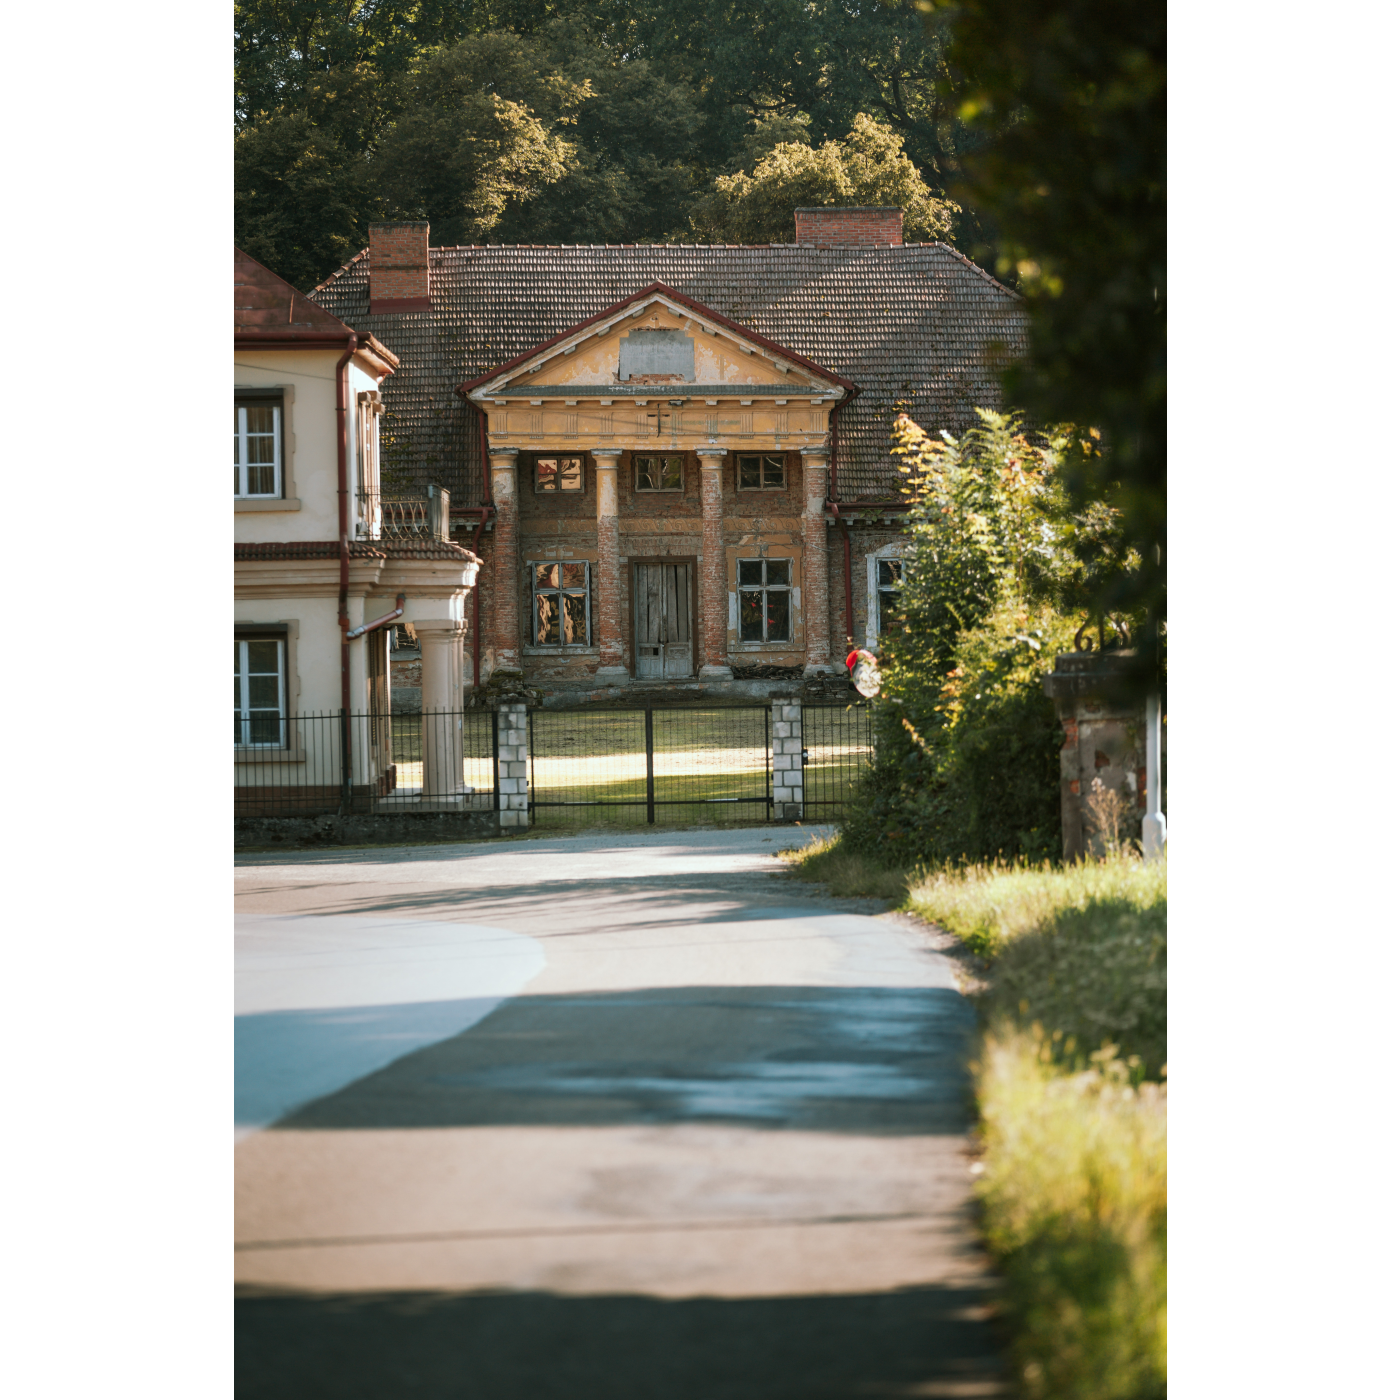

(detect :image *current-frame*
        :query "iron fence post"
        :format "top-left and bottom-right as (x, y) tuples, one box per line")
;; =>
(491, 708), (500, 813)
(338, 707), (351, 812)
(528, 708), (537, 827)
(645, 707), (655, 825)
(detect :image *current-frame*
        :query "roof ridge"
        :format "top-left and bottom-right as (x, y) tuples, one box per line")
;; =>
(310, 245), (370, 295)
(932, 241), (1022, 300)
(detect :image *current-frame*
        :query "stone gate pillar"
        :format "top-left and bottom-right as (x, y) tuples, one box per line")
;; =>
(489, 447), (520, 673)
(801, 448), (831, 675)
(697, 448), (732, 679)
(772, 698), (804, 819)
(1043, 650), (1149, 860)
(495, 702), (529, 829)
(592, 449), (628, 679)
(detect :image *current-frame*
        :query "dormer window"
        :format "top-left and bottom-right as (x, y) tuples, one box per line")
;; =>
(234, 393), (283, 497)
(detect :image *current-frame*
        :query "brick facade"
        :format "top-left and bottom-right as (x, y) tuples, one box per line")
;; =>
(368, 222), (431, 311)
(794, 206), (904, 248)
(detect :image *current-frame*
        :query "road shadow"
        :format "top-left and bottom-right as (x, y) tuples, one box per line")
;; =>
(265, 986), (975, 1136)
(236, 1283), (1010, 1399)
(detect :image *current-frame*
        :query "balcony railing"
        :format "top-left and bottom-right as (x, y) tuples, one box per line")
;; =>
(358, 485), (450, 541)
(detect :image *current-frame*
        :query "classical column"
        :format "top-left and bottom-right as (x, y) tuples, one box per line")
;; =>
(801, 448), (832, 675)
(488, 447), (521, 673)
(592, 449), (628, 679)
(697, 447), (732, 679)
(416, 618), (468, 804)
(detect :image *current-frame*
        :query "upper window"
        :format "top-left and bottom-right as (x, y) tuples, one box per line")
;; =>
(635, 455), (683, 492)
(532, 561), (592, 648)
(534, 456), (584, 492)
(877, 559), (903, 635)
(234, 395), (282, 498)
(737, 558), (791, 643)
(234, 636), (286, 746)
(737, 454), (785, 491)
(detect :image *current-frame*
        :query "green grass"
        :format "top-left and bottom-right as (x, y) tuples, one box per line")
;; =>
(782, 834), (1166, 1398)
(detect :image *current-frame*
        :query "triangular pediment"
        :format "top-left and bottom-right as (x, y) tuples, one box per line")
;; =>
(461, 283), (851, 403)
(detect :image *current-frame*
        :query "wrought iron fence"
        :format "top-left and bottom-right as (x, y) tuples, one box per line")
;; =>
(528, 705), (771, 830)
(800, 702), (874, 816)
(357, 485), (451, 541)
(234, 708), (495, 817)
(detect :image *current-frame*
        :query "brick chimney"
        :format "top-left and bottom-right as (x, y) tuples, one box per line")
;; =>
(368, 221), (431, 313)
(794, 206), (904, 248)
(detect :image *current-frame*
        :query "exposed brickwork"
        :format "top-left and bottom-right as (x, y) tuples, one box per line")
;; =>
(699, 456), (727, 669)
(794, 207), (904, 248)
(368, 222), (430, 307)
(802, 456), (832, 671)
(489, 454), (521, 669)
(594, 455), (624, 667)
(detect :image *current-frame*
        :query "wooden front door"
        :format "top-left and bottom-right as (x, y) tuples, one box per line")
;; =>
(634, 562), (693, 679)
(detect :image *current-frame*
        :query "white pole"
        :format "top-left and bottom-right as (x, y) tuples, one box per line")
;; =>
(1142, 689), (1167, 859)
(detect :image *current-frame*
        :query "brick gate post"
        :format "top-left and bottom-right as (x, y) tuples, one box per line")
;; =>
(488, 447), (520, 673)
(801, 448), (832, 675)
(697, 448), (732, 679)
(592, 448), (628, 679)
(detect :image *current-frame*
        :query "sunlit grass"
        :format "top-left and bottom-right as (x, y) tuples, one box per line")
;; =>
(783, 833), (1166, 1396)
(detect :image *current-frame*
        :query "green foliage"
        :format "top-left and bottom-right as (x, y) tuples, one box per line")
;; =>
(689, 112), (958, 244)
(927, 0), (1167, 660)
(840, 409), (1101, 867)
(234, 2), (991, 287)
(775, 830), (911, 901)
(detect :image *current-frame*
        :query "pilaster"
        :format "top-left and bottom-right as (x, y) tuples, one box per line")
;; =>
(489, 448), (520, 672)
(801, 450), (831, 675)
(592, 449), (628, 678)
(697, 447), (732, 680)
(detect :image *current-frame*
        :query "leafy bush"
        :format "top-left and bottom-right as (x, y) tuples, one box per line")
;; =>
(839, 408), (1137, 868)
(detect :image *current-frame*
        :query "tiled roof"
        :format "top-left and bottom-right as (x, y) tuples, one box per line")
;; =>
(236, 248), (354, 338)
(234, 538), (481, 563)
(309, 243), (1026, 503)
(235, 541), (386, 560)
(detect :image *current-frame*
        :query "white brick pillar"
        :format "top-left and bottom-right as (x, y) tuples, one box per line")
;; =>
(496, 702), (530, 828)
(417, 619), (467, 804)
(771, 698), (804, 820)
(801, 448), (832, 675)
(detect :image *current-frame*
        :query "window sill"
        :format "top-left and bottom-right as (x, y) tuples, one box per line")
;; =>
(523, 647), (600, 656)
(235, 749), (306, 764)
(236, 498), (302, 512)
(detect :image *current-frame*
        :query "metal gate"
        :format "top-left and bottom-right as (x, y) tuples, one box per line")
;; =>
(800, 702), (874, 815)
(528, 705), (770, 829)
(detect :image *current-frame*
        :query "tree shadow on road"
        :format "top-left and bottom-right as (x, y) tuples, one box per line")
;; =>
(236, 1283), (1011, 1399)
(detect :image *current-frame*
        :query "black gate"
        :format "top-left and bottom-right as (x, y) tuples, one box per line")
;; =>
(800, 702), (873, 816)
(528, 705), (771, 830)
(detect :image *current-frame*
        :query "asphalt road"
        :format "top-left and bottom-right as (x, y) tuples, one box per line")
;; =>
(235, 827), (1009, 1399)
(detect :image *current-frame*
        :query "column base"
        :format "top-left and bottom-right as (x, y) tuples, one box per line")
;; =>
(593, 665), (631, 681)
(698, 664), (734, 680)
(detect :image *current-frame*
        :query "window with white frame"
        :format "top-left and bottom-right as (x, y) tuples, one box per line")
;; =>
(531, 561), (592, 648)
(865, 548), (910, 648)
(234, 394), (283, 497)
(737, 453), (785, 490)
(634, 454), (683, 491)
(234, 635), (286, 745)
(737, 557), (791, 642)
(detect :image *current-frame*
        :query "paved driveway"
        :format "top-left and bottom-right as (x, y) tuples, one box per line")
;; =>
(235, 827), (1008, 1398)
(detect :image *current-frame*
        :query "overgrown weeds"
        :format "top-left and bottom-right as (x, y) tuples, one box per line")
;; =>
(782, 834), (1166, 1397)
(776, 830), (912, 900)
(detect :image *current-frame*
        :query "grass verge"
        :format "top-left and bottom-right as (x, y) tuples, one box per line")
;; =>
(781, 834), (1166, 1398)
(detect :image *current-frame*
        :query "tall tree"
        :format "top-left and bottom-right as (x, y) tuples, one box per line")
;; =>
(929, 0), (1166, 665)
